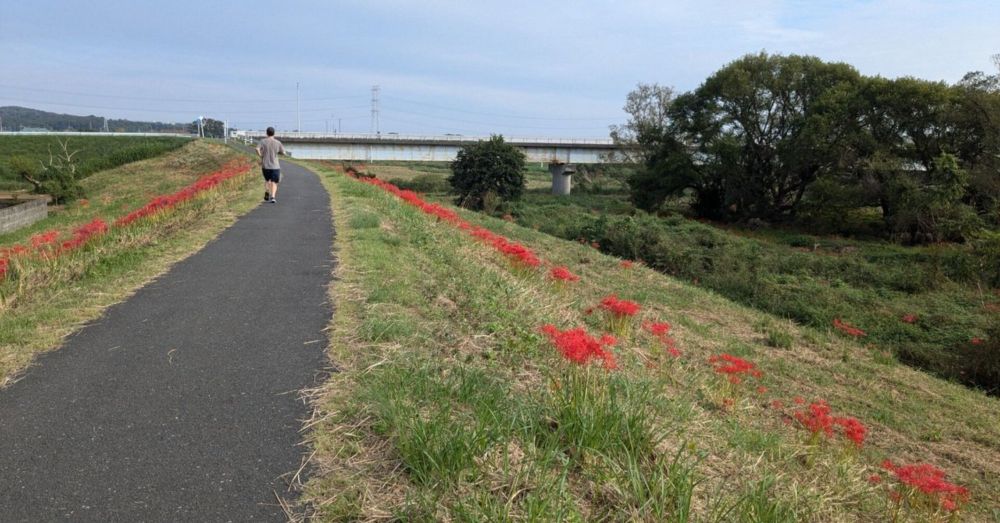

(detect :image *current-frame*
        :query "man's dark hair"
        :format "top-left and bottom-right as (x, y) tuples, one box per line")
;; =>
(266, 126), (275, 136)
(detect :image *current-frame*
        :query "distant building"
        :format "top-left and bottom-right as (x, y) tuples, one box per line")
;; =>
(19, 127), (50, 132)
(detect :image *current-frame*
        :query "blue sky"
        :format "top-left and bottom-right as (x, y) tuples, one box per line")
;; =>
(1, 0), (998, 137)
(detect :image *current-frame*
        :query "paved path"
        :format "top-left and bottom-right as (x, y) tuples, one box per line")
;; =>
(0, 160), (333, 521)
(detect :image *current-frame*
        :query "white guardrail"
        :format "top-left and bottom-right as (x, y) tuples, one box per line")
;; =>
(232, 130), (614, 146)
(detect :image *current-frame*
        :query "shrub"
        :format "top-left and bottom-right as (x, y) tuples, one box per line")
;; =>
(387, 174), (450, 194)
(9, 154), (84, 204)
(449, 135), (525, 210)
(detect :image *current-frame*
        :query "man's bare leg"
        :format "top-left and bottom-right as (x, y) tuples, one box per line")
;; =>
(270, 181), (279, 199)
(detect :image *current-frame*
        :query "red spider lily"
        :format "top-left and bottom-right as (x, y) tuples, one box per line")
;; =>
(881, 460), (969, 511)
(540, 324), (617, 369)
(792, 400), (867, 448)
(0, 257), (8, 279)
(971, 337), (984, 346)
(549, 266), (579, 282)
(901, 314), (918, 324)
(757, 386), (768, 394)
(643, 321), (682, 356)
(708, 353), (763, 379)
(833, 318), (866, 337)
(350, 173), (547, 270)
(59, 218), (109, 252)
(116, 159), (250, 227)
(771, 400), (784, 409)
(643, 321), (671, 337)
(30, 230), (60, 250)
(600, 294), (640, 317)
(793, 396), (806, 405)
(869, 474), (882, 485)
(620, 260), (633, 269)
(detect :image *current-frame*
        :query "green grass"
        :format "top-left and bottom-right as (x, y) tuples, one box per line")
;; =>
(0, 135), (188, 190)
(0, 141), (257, 385)
(330, 162), (1000, 394)
(300, 160), (1000, 521)
(493, 188), (999, 396)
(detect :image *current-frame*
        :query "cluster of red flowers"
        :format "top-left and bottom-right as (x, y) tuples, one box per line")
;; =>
(351, 174), (542, 268)
(342, 165), (973, 516)
(970, 337), (984, 346)
(115, 159), (250, 227)
(709, 353), (763, 384)
(540, 324), (617, 369)
(792, 399), (867, 448)
(59, 218), (109, 252)
(599, 294), (641, 317)
(550, 266), (579, 282)
(643, 321), (681, 357)
(881, 460), (970, 512)
(833, 318), (866, 338)
(1, 160), (251, 282)
(1, 218), (109, 279)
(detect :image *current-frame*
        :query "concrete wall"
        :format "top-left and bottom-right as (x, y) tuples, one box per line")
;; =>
(0, 199), (48, 234)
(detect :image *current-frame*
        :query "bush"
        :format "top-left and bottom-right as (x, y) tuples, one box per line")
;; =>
(448, 135), (525, 210)
(387, 174), (450, 194)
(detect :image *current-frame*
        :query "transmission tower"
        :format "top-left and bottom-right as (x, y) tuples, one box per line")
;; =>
(370, 85), (380, 135)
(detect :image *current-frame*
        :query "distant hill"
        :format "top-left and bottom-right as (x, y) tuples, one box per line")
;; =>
(0, 106), (189, 133)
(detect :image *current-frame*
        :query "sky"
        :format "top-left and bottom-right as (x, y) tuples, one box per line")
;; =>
(1, 0), (998, 138)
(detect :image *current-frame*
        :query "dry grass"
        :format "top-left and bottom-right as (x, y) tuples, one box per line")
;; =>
(302, 161), (1000, 521)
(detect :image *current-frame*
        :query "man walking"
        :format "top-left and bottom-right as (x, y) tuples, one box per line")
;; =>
(256, 127), (285, 203)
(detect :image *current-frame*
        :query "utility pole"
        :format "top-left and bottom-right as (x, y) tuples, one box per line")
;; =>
(224, 119), (228, 143)
(338, 118), (342, 134)
(296, 82), (301, 132)
(371, 85), (380, 135)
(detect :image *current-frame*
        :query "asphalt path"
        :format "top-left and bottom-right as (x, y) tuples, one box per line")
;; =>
(0, 160), (334, 521)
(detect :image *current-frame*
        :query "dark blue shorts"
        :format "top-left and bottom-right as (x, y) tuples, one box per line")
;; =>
(262, 168), (281, 183)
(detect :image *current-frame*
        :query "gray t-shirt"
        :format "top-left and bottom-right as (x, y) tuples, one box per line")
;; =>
(256, 136), (285, 170)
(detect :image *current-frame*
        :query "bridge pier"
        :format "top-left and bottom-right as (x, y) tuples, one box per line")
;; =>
(548, 162), (575, 196)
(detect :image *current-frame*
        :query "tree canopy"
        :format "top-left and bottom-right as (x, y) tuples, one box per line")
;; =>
(625, 52), (1000, 242)
(448, 135), (526, 210)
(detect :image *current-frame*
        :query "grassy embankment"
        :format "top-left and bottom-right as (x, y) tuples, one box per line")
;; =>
(365, 163), (1000, 396)
(0, 140), (259, 386)
(301, 160), (1000, 521)
(0, 135), (188, 190)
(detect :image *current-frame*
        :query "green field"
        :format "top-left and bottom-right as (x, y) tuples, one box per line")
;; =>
(302, 160), (1000, 521)
(357, 162), (1000, 396)
(0, 135), (189, 190)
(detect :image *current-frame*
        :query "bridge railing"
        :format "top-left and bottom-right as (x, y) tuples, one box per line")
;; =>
(234, 131), (614, 146)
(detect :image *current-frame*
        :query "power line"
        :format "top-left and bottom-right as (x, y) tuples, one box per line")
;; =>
(0, 97), (370, 116)
(382, 105), (615, 130)
(0, 84), (367, 104)
(381, 94), (621, 121)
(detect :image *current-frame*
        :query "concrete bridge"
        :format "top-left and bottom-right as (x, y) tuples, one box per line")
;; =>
(233, 131), (621, 164)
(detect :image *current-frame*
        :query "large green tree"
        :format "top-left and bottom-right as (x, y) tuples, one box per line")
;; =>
(448, 135), (526, 210)
(630, 52), (863, 221)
